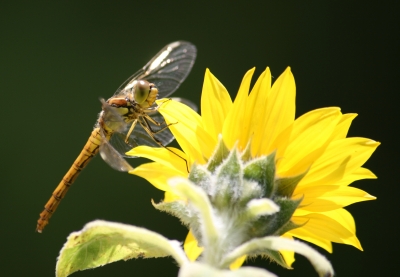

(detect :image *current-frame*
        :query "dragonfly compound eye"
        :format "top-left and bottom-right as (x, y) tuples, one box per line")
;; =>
(134, 80), (151, 105)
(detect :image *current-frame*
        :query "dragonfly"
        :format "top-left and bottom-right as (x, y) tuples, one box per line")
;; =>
(36, 41), (197, 233)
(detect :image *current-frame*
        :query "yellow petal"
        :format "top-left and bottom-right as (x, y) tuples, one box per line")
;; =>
(223, 68), (255, 151)
(157, 99), (214, 164)
(292, 209), (362, 250)
(184, 230), (203, 261)
(320, 209), (363, 250)
(299, 156), (351, 188)
(229, 255), (246, 270)
(278, 108), (342, 176)
(295, 185), (376, 212)
(320, 208), (356, 235)
(246, 68), (272, 157)
(350, 167), (377, 178)
(259, 67), (296, 156)
(127, 146), (188, 174)
(330, 113), (357, 141)
(300, 138), (380, 187)
(201, 69), (232, 139)
(164, 191), (184, 202)
(268, 123), (293, 162)
(286, 227), (333, 253)
(130, 162), (185, 191)
(334, 167), (377, 186)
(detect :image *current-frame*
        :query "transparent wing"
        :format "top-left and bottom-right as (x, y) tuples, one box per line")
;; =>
(109, 98), (197, 158)
(97, 99), (133, 171)
(109, 112), (174, 158)
(99, 128), (134, 172)
(113, 41), (197, 99)
(99, 40), (196, 169)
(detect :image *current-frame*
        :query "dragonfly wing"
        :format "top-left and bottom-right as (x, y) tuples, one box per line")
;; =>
(99, 128), (134, 172)
(113, 41), (197, 99)
(109, 113), (174, 158)
(144, 41), (197, 98)
(108, 97), (197, 158)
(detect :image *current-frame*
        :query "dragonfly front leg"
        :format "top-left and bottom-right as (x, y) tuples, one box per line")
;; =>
(125, 119), (138, 144)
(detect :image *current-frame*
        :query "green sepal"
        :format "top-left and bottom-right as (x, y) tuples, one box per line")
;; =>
(257, 250), (291, 269)
(189, 163), (213, 192)
(240, 139), (253, 162)
(274, 171), (307, 198)
(237, 180), (264, 209)
(206, 136), (229, 173)
(252, 197), (302, 237)
(213, 148), (243, 208)
(152, 199), (193, 227)
(152, 199), (204, 245)
(243, 152), (276, 198)
(274, 219), (303, 237)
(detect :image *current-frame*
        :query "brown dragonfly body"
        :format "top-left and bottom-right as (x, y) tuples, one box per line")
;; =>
(36, 41), (196, 232)
(37, 127), (107, 232)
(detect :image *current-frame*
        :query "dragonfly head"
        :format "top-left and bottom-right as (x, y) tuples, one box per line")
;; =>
(132, 80), (150, 105)
(130, 80), (158, 108)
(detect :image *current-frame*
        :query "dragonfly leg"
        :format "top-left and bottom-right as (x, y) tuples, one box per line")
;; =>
(125, 119), (138, 144)
(142, 112), (166, 127)
(139, 117), (189, 172)
(154, 98), (172, 110)
(142, 98), (171, 115)
(143, 114), (177, 134)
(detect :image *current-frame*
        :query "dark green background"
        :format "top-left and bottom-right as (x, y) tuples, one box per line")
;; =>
(1, 1), (398, 276)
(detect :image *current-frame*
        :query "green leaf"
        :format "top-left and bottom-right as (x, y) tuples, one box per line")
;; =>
(56, 220), (188, 277)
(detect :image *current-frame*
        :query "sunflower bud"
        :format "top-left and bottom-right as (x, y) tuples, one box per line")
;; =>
(154, 137), (306, 267)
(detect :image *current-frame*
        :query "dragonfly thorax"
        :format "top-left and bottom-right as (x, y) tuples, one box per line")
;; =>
(105, 98), (138, 121)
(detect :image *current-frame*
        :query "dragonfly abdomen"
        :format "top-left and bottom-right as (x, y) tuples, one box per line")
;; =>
(36, 127), (107, 233)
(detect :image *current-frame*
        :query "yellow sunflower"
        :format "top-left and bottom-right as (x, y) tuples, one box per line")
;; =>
(127, 67), (379, 268)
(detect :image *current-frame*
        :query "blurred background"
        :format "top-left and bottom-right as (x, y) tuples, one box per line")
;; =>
(1, 1), (398, 276)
